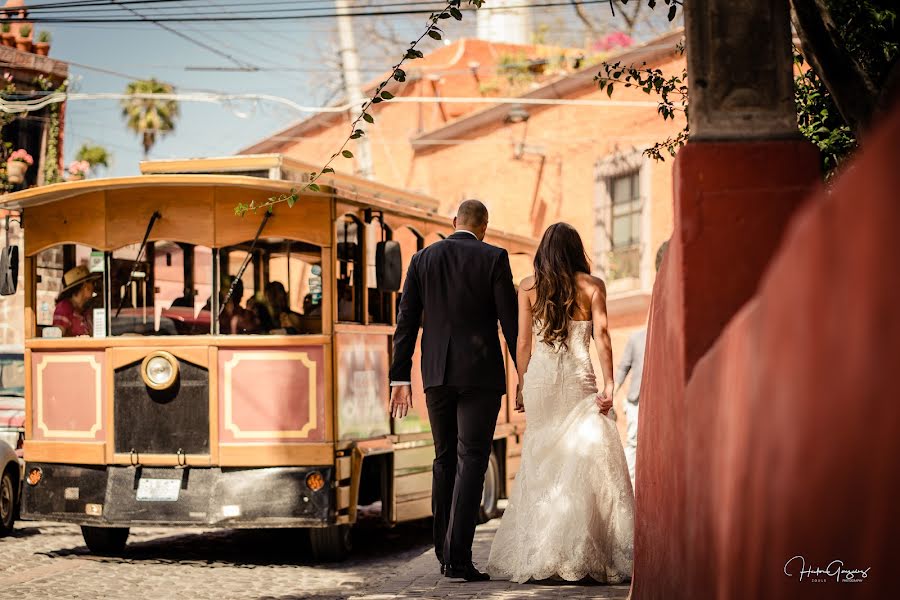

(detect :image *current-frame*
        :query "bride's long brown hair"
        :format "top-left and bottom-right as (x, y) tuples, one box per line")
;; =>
(532, 223), (591, 350)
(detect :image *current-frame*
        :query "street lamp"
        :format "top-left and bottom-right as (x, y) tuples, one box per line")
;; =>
(505, 104), (530, 124)
(505, 104), (531, 159)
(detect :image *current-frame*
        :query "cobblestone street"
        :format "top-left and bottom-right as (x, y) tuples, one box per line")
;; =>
(0, 517), (630, 600)
(0, 519), (432, 600)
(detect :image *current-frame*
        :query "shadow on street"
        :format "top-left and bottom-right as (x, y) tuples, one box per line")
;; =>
(36, 519), (433, 569)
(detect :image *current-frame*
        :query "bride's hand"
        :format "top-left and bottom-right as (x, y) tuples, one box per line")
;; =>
(596, 385), (614, 415)
(514, 387), (525, 413)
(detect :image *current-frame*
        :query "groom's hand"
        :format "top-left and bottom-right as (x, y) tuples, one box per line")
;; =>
(390, 385), (413, 419)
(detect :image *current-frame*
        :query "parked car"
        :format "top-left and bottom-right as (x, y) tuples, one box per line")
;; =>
(0, 346), (24, 536)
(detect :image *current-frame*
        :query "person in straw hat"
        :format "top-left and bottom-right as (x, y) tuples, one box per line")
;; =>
(53, 265), (100, 337)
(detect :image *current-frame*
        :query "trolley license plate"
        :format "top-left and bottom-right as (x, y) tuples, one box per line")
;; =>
(136, 478), (181, 502)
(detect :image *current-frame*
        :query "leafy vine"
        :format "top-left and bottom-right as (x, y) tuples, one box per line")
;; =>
(34, 74), (67, 185)
(234, 0), (485, 217)
(595, 39), (689, 161)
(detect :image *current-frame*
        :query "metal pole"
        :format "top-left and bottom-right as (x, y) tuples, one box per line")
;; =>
(335, 0), (374, 179)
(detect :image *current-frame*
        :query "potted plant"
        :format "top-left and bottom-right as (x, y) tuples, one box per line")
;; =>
(66, 160), (90, 181)
(6, 149), (33, 184)
(15, 24), (31, 53)
(0, 23), (14, 48)
(33, 30), (50, 56)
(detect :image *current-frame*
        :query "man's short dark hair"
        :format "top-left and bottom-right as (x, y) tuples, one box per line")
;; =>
(456, 199), (489, 228)
(655, 240), (670, 272)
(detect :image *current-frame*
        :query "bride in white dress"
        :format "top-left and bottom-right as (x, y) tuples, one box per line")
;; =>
(487, 222), (635, 584)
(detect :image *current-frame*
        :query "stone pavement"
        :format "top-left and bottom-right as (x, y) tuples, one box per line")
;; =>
(0, 516), (630, 599)
(350, 519), (631, 600)
(0, 519), (433, 600)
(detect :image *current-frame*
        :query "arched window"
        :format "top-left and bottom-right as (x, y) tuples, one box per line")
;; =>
(218, 238), (323, 335)
(34, 243), (104, 338)
(367, 216), (393, 325)
(110, 241), (213, 336)
(336, 215), (364, 323)
(394, 226), (424, 316)
(424, 232), (447, 248)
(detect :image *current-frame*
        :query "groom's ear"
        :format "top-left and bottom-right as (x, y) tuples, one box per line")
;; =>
(452, 216), (458, 229)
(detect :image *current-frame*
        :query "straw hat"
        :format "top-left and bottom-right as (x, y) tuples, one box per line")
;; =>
(60, 265), (100, 294)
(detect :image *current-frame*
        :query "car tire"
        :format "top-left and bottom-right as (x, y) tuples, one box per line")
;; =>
(478, 451), (500, 524)
(308, 525), (352, 562)
(81, 526), (130, 555)
(0, 467), (15, 537)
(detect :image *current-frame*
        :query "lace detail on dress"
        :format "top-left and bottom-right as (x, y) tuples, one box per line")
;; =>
(487, 320), (635, 583)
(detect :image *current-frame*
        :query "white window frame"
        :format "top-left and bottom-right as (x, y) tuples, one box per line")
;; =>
(593, 148), (654, 295)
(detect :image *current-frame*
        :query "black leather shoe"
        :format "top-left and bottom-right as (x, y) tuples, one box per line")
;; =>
(444, 563), (490, 582)
(439, 563), (446, 575)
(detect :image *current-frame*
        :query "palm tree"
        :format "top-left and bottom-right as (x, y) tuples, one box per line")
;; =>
(120, 79), (180, 157)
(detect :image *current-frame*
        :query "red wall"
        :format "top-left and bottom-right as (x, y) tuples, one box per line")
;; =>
(634, 104), (900, 598)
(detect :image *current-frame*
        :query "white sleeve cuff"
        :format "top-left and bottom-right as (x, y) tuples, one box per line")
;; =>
(390, 381), (411, 386)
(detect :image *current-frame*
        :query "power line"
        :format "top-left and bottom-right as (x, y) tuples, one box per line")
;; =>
(111, 0), (258, 70)
(10, 0), (350, 11)
(1, 0), (610, 23)
(0, 90), (662, 115)
(22, 0), (445, 14)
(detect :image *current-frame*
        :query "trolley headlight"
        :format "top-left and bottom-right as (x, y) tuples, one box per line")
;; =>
(141, 351), (178, 390)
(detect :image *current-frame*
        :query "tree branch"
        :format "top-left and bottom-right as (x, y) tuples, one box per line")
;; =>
(570, 0), (599, 35)
(790, 0), (879, 136)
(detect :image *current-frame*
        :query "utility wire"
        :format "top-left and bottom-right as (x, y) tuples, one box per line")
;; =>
(0, 0), (609, 23)
(0, 91), (661, 115)
(21, 0), (457, 15)
(110, 0), (258, 70)
(9, 0), (359, 11)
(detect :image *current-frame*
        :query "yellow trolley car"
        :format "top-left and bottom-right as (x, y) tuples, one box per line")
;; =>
(0, 155), (534, 559)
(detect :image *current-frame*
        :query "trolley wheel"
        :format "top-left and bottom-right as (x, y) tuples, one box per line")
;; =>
(81, 526), (130, 555)
(0, 467), (15, 536)
(309, 524), (352, 562)
(479, 451), (501, 523)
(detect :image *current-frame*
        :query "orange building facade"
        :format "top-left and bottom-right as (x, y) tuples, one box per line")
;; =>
(243, 32), (687, 418)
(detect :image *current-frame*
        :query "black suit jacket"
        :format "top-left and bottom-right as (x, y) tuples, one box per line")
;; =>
(390, 231), (518, 392)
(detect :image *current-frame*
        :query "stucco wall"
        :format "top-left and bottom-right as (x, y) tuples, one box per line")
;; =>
(634, 102), (900, 599)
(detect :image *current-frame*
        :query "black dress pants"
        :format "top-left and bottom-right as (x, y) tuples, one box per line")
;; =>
(425, 385), (502, 567)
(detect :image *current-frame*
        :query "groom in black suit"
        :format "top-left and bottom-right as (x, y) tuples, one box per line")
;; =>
(390, 200), (518, 581)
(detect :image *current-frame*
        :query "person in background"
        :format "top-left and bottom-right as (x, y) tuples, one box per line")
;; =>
(53, 265), (100, 337)
(336, 277), (355, 321)
(264, 281), (302, 332)
(614, 241), (669, 485)
(219, 276), (258, 334)
(615, 327), (645, 485)
(302, 293), (322, 316)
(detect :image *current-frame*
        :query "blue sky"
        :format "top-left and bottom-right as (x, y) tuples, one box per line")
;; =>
(46, 8), (468, 177)
(37, 2), (670, 177)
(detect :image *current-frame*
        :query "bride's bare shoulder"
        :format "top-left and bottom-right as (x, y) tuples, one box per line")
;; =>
(519, 275), (536, 291)
(575, 272), (607, 298)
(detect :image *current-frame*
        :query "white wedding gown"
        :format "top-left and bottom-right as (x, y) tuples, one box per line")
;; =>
(487, 320), (635, 583)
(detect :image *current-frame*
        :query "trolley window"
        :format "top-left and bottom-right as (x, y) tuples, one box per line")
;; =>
(336, 215), (363, 323)
(34, 243), (106, 338)
(218, 238), (323, 335)
(367, 217), (393, 325)
(110, 241), (213, 336)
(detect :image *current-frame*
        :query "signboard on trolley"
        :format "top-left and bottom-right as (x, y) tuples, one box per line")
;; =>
(335, 333), (390, 440)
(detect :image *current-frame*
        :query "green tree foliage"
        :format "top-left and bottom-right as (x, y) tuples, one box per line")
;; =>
(75, 143), (111, 170)
(120, 79), (180, 157)
(597, 0), (898, 177)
